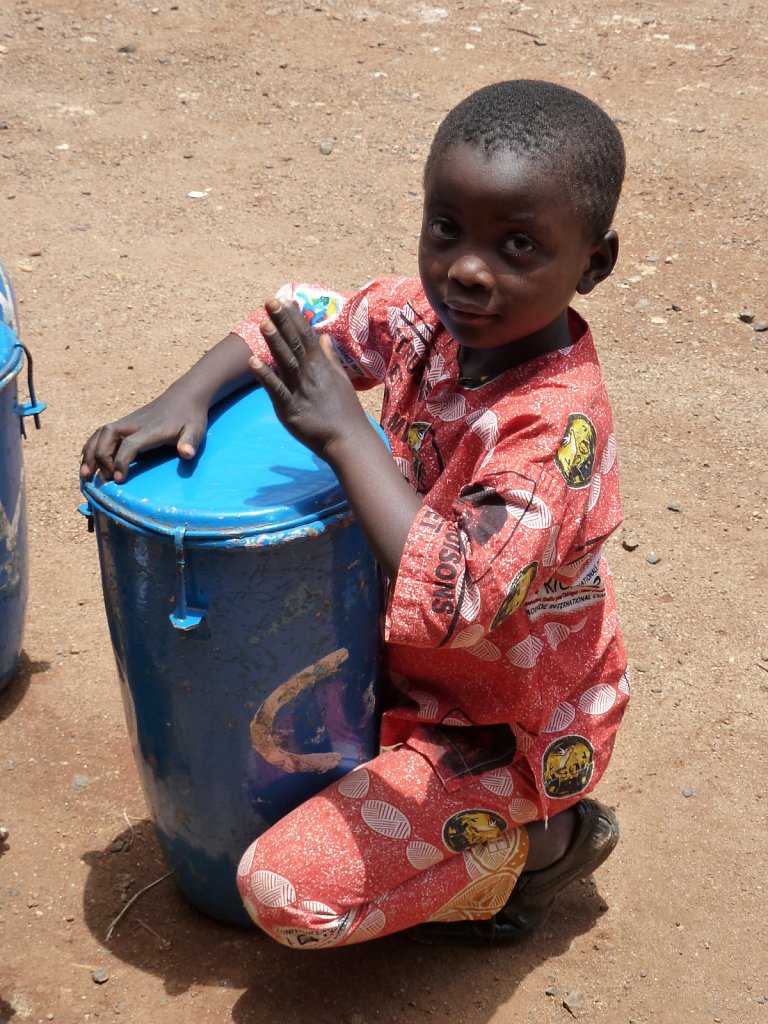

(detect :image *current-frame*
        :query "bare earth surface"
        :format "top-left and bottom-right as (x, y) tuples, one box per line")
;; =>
(2, 1), (767, 1022)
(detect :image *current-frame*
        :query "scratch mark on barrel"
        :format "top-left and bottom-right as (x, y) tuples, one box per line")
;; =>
(249, 647), (349, 773)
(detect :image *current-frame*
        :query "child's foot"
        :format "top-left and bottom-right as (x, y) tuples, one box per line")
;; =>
(407, 799), (619, 945)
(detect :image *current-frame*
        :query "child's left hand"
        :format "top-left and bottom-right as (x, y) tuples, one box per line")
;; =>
(250, 299), (370, 462)
(252, 297), (421, 581)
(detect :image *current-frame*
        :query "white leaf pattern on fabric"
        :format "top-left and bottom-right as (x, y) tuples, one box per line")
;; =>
(354, 908), (387, 942)
(338, 768), (370, 799)
(542, 701), (576, 733)
(543, 524), (560, 567)
(466, 639), (502, 662)
(394, 455), (412, 481)
(297, 899), (337, 917)
(578, 684), (617, 715)
(391, 302), (431, 356)
(237, 839), (259, 877)
(558, 551), (594, 580)
(600, 432), (617, 475)
(348, 294), (370, 346)
(505, 490), (553, 530)
(459, 578), (481, 622)
(618, 668), (631, 695)
(507, 798), (539, 823)
(480, 768), (515, 798)
(507, 635), (544, 669)
(427, 351), (450, 384)
(511, 724), (535, 752)
(387, 306), (400, 338)
(479, 447), (496, 471)
(360, 348), (388, 380)
(466, 408), (499, 449)
(587, 472), (602, 512)
(426, 392), (467, 421)
(442, 712), (471, 726)
(410, 689), (439, 718)
(361, 800), (412, 840)
(544, 617), (587, 650)
(544, 621), (570, 650)
(406, 841), (444, 870)
(451, 624), (485, 649)
(250, 870), (296, 908)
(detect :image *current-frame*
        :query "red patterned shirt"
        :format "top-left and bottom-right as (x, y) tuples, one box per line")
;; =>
(234, 277), (629, 817)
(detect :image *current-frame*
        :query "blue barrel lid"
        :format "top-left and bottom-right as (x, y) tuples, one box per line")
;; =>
(0, 263), (22, 379)
(82, 385), (381, 538)
(0, 322), (22, 383)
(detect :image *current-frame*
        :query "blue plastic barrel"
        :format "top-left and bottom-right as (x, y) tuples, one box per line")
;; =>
(80, 385), (384, 925)
(0, 263), (45, 691)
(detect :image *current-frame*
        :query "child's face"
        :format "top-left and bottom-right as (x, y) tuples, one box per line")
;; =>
(418, 142), (613, 364)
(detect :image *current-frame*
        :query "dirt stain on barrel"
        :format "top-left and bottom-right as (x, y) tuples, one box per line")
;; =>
(249, 647), (349, 773)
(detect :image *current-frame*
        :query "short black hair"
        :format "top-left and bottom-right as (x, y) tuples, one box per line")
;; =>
(424, 80), (625, 238)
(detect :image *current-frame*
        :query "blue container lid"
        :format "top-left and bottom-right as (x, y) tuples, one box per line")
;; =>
(0, 263), (20, 336)
(82, 385), (372, 538)
(0, 322), (22, 385)
(0, 264), (22, 381)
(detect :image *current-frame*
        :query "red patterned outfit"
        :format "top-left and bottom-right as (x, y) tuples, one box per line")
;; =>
(233, 277), (629, 948)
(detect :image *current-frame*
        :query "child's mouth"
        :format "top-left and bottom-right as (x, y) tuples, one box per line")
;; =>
(444, 302), (494, 325)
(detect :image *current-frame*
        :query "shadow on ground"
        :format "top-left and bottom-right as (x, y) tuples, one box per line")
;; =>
(0, 653), (50, 724)
(81, 820), (610, 1022)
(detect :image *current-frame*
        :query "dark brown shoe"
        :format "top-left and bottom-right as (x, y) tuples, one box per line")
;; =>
(407, 798), (619, 945)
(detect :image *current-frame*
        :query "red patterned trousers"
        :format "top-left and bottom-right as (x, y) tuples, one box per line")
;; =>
(236, 743), (531, 949)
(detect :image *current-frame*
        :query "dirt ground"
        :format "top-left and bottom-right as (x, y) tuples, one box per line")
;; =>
(1, 0), (767, 1021)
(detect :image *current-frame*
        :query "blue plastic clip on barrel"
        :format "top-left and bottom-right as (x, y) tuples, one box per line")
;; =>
(0, 263), (45, 691)
(80, 385), (385, 925)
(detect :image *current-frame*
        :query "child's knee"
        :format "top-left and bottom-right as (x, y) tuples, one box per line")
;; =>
(236, 838), (354, 949)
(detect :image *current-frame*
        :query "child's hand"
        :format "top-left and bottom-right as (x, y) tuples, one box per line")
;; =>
(250, 300), (369, 461)
(253, 298), (420, 581)
(80, 332), (254, 484)
(80, 390), (209, 484)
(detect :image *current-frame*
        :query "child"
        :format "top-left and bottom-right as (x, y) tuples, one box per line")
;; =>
(81, 79), (629, 948)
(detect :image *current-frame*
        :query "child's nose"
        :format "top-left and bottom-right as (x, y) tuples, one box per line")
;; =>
(447, 252), (493, 290)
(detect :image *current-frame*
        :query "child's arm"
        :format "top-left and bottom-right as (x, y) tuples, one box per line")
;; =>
(251, 300), (421, 582)
(80, 332), (254, 484)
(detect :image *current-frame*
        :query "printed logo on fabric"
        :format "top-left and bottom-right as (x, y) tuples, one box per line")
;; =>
(490, 561), (538, 631)
(542, 735), (595, 798)
(274, 907), (357, 949)
(442, 809), (509, 852)
(554, 413), (597, 488)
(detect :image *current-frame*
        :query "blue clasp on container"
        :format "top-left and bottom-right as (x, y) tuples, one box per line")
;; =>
(15, 343), (46, 438)
(169, 526), (206, 632)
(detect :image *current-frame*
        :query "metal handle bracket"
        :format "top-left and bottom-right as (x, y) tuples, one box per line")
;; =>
(170, 527), (206, 631)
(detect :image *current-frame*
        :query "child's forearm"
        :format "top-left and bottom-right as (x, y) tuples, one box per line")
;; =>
(324, 426), (421, 583)
(164, 332), (255, 408)
(81, 333), (255, 482)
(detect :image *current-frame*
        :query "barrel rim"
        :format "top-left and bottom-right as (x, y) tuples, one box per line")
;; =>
(80, 477), (353, 542)
(0, 335), (23, 391)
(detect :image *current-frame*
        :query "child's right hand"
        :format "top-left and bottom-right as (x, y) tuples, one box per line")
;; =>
(80, 387), (209, 484)
(80, 332), (256, 484)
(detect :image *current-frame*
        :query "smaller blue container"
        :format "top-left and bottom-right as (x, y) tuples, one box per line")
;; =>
(81, 385), (385, 924)
(0, 263), (45, 691)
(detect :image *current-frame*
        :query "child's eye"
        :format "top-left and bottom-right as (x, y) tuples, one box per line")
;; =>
(501, 233), (535, 255)
(428, 217), (459, 241)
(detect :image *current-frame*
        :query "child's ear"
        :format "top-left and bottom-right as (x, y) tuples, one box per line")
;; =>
(576, 230), (619, 295)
